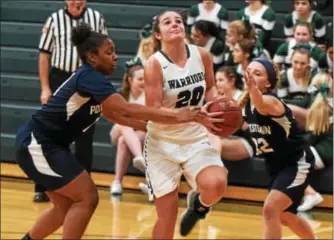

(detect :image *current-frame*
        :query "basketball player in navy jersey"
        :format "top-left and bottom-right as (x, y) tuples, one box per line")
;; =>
(144, 10), (228, 239)
(16, 23), (221, 240)
(239, 58), (315, 239)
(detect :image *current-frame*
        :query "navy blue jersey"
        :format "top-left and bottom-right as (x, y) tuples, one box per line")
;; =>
(32, 64), (117, 144)
(244, 92), (308, 174)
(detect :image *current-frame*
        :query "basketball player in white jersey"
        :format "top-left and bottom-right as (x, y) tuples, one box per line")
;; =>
(144, 10), (228, 239)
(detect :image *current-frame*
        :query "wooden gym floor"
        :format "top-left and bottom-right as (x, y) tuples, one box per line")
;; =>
(1, 163), (333, 239)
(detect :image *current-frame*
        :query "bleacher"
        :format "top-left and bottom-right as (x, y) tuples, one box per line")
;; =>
(0, 1), (332, 196)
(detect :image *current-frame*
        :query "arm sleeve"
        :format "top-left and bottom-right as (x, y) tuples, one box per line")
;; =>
(273, 42), (288, 64)
(217, 6), (228, 31)
(99, 14), (108, 35)
(187, 5), (199, 26)
(284, 13), (294, 38)
(38, 15), (54, 53)
(311, 45), (326, 62)
(318, 52), (329, 71)
(260, 8), (276, 46)
(313, 12), (326, 44)
(211, 40), (225, 66)
(77, 70), (117, 103)
(236, 9), (244, 20)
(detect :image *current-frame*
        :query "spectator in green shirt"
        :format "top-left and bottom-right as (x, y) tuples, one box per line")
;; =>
(236, 0), (276, 47)
(284, 0), (326, 45)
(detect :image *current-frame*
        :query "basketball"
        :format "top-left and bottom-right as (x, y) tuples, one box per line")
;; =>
(208, 97), (243, 137)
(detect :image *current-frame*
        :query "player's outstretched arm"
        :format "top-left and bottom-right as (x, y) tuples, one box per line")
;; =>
(244, 71), (285, 116)
(102, 93), (201, 124)
(105, 111), (147, 132)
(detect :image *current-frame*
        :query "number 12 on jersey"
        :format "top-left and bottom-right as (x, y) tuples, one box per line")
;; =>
(252, 137), (274, 155)
(175, 86), (204, 108)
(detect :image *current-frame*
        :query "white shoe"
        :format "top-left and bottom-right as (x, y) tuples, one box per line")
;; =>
(110, 180), (122, 195)
(139, 182), (153, 202)
(297, 193), (324, 212)
(133, 156), (146, 173)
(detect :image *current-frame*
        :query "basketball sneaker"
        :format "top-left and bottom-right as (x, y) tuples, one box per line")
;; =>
(110, 180), (122, 195)
(139, 182), (153, 202)
(33, 192), (49, 203)
(297, 193), (324, 212)
(133, 156), (146, 172)
(180, 190), (211, 236)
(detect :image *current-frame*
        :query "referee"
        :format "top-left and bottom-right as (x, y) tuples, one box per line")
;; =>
(35, 0), (108, 202)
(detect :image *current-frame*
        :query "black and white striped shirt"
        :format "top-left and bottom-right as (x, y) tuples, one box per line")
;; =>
(39, 7), (108, 73)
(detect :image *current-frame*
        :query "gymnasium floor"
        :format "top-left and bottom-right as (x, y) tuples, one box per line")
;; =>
(1, 177), (333, 239)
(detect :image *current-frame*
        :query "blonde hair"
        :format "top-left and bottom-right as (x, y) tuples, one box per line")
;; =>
(291, 48), (312, 88)
(238, 60), (280, 108)
(306, 72), (333, 135)
(135, 36), (155, 65)
(120, 65), (143, 101)
(228, 20), (256, 41)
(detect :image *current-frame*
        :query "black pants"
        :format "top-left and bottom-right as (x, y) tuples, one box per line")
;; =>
(35, 68), (95, 193)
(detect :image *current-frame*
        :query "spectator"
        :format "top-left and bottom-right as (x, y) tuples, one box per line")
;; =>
(191, 20), (225, 72)
(208, 67), (254, 161)
(232, 39), (256, 89)
(224, 20), (267, 67)
(132, 36), (155, 66)
(36, 0), (107, 203)
(187, 0), (228, 38)
(236, 0), (276, 48)
(298, 72), (333, 211)
(318, 34), (333, 74)
(274, 21), (325, 71)
(110, 65), (146, 195)
(277, 47), (316, 105)
(284, 0), (326, 45)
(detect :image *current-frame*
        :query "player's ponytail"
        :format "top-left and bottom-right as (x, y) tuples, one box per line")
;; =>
(306, 72), (332, 135)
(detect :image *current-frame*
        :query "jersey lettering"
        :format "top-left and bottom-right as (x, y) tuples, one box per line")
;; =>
(175, 86), (204, 108)
(252, 137), (274, 155)
(90, 104), (102, 115)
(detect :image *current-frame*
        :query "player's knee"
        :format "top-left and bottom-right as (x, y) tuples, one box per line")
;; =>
(262, 202), (279, 221)
(118, 136), (125, 145)
(53, 200), (73, 216)
(201, 175), (226, 197)
(83, 187), (99, 210)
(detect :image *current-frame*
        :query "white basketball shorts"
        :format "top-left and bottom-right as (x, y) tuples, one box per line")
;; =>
(143, 135), (225, 200)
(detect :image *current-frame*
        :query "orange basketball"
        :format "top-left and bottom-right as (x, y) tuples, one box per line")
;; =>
(208, 97), (243, 137)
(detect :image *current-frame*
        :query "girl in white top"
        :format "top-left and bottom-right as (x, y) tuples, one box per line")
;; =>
(144, 10), (228, 239)
(277, 47), (314, 105)
(110, 65), (146, 195)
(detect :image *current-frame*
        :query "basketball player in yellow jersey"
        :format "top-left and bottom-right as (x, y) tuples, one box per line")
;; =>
(144, 10), (228, 239)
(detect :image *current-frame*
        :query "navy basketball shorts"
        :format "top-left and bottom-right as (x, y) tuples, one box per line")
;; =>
(15, 123), (84, 191)
(269, 150), (314, 214)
